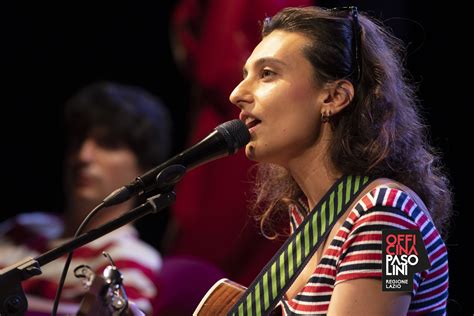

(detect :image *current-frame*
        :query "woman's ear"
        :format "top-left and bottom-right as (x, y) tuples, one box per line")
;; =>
(320, 79), (354, 115)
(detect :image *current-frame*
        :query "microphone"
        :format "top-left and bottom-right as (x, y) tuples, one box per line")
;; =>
(103, 119), (250, 206)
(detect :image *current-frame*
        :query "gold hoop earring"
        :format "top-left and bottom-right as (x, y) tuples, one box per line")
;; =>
(321, 110), (332, 123)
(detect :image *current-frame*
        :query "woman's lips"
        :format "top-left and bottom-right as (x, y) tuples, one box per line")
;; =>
(244, 117), (261, 132)
(248, 121), (261, 133)
(239, 112), (261, 134)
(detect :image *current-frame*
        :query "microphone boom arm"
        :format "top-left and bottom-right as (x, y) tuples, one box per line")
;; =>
(0, 191), (176, 315)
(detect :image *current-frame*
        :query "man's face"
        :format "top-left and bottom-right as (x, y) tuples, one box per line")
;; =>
(64, 134), (141, 209)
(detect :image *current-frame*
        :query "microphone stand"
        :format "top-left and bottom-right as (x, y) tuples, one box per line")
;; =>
(0, 165), (185, 316)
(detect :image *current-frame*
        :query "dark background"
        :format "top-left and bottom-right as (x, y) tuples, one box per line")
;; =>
(0, 1), (470, 314)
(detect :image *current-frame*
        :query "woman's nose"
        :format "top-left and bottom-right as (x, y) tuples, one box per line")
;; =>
(229, 78), (253, 110)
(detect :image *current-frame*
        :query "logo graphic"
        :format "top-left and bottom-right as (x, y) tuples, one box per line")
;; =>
(382, 229), (430, 291)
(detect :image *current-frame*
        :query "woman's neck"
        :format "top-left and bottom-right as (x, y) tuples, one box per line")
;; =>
(287, 143), (341, 211)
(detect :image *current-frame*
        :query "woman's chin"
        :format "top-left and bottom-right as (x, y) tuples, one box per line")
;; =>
(245, 145), (256, 161)
(245, 144), (270, 163)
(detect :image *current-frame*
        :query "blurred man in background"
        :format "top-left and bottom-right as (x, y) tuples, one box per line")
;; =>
(0, 81), (172, 315)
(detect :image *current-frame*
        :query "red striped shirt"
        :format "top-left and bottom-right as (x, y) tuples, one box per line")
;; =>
(281, 186), (448, 315)
(0, 212), (161, 315)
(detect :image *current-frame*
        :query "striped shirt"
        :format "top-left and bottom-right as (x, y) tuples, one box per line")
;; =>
(0, 212), (162, 315)
(281, 186), (448, 315)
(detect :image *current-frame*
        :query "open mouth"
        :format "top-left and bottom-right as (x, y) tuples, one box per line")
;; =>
(240, 112), (262, 132)
(244, 116), (262, 129)
(245, 117), (261, 129)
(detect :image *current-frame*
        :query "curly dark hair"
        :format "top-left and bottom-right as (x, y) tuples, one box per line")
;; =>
(252, 7), (453, 238)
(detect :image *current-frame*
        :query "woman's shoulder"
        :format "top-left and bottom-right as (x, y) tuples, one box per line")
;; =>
(349, 179), (431, 230)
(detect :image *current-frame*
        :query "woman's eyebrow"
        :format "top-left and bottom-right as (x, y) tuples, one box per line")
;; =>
(243, 57), (287, 77)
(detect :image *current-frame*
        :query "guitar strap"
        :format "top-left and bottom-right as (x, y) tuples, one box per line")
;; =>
(228, 175), (372, 316)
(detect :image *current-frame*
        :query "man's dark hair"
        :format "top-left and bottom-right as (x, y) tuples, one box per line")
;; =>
(64, 81), (172, 170)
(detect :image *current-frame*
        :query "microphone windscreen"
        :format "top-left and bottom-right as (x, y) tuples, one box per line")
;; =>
(215, 119), (250, 154)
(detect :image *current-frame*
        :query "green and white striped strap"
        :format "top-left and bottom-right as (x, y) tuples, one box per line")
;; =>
(229, 175), (371, 316)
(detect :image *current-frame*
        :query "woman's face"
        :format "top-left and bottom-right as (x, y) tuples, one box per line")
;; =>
(230, 30), (324, 166)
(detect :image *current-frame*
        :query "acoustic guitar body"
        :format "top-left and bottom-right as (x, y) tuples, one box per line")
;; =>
(194, 278), (281, 315)
(194, 279), (245, 315)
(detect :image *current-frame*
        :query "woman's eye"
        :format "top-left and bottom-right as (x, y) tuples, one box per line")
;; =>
(261, 69), (275, 78)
